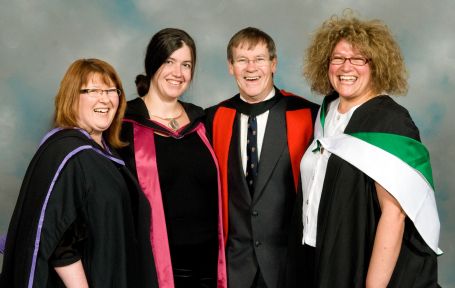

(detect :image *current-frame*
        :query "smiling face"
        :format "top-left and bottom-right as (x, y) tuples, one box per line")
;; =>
(328, 39), (376, 111)
(151, 43), (193, 100)
(77, 73), (119, 144)
(228, 42), (277, 103)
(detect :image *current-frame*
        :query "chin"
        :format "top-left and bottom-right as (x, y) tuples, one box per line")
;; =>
(94, 124), (111, 132)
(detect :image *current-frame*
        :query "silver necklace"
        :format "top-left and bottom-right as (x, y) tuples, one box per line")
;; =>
(149, 108), (183, 130)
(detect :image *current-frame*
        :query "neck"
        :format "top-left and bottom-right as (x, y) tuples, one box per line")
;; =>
(90, 132), (103, 147)
(338, 92), (377, 114)
(240, 87), (274, 104)
(143, 92), (181, 117)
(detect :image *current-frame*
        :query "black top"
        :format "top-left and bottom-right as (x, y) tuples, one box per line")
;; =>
(120, 97), (219, 248)
(155, 132), (218, 246)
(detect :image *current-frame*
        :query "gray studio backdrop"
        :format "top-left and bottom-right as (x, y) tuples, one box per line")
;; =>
(1, 0), (453, 286)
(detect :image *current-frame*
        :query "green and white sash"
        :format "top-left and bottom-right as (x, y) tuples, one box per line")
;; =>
(314, 101), (442, 255)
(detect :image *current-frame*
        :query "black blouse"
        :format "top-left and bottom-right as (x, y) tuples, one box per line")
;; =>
(154, 131), (218, 247)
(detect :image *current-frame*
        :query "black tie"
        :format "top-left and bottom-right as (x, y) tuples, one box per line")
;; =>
(246, 115), (258, 196)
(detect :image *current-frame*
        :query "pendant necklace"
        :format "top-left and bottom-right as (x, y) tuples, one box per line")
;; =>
(149, 107), (184, 130)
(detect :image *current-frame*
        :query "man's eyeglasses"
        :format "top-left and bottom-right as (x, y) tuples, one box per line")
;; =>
(80, 88), (121, 98)
(330, 56), (370, 66)
(233, 57), (270, 68)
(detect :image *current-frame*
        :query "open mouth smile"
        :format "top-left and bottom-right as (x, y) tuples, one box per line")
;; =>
(94, 108), (109, 114)
(339, 75), (357, 82)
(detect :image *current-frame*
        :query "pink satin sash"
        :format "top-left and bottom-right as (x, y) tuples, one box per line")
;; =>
(128, 119), (227, 287)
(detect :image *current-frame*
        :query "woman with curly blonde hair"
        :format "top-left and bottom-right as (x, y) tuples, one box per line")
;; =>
(288, 12), (441, 287)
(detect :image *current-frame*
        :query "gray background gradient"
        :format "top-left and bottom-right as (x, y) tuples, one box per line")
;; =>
(1, 0), (453, 286)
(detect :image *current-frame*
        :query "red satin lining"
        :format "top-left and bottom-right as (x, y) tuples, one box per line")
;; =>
(285, 109), (314, 192)
(212, 107), (236, 243)
(211, 103), (314, 248)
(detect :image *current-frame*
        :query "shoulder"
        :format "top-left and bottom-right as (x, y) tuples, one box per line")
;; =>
(279, 89), (320, 111)
(277, 89), (320, 125)
(357, 95), (416, 125)
(41, 129), (123, 169)
(180, 101), (204, 120)
(206, 95), (239, 111)
(125, 97), (149, 119)
(205, 95), (239, 122)
(348, 95), (420, 140)
(21, 130), (96, 199)
(39, 129), (93, 157)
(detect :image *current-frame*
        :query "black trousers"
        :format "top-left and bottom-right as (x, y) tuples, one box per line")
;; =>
(171, 241), (218, 288)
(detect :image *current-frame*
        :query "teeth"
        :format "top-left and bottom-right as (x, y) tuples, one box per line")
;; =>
(339, 75), (357, 81)
(245, 76), (260, 80)
(167, 80), (182, 85)
(94, 108), (108, 113)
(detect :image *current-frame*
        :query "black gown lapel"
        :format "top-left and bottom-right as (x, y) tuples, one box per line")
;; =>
(253, 99), (287, 202)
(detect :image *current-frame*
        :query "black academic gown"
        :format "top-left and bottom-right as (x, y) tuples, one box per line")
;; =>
(119, 98), (228, 287)
(0, 128), (157, 288)
(289, 95), (439, 287)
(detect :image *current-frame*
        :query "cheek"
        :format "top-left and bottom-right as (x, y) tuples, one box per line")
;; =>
(78, 98), (90, 113)
(184, 70), (192, 82)
(363, 70), (372, 82)
(328, 65), (337, 77)
(152, 69), (164, 84)
(114, 99), (120, 109)
(359, 65), (372, 77)
(230, 66), (243, 77)
(328, 68), (337, 84)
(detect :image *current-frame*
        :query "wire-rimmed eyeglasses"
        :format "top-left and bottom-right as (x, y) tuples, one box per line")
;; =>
(232, 56), (271, 68)
(80, 88), (121, 98)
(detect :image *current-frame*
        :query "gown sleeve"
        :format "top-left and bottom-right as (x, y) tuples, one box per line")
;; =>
(49, 220), (88, 267)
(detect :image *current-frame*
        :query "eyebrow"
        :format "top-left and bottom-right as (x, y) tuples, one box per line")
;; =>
(168, 56), (193, 63)
(235, 54), (268, 58)
(331, 53), (365, 57)
(83, 84), (116, 88)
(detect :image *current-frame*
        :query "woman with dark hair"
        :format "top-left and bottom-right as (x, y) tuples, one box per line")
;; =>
(119, 28), (227, 288)
(0, 58), (157, 287)
(287, 12), (441, 287)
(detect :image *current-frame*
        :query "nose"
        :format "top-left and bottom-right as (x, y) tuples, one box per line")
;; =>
(245, 60), (257, 71)
(339, 60), (354, 71)
(172, 63), (182, 76)
(98, 91), (110, 102)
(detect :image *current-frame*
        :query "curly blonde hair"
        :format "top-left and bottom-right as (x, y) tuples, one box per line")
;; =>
(304, 11), (408, 96)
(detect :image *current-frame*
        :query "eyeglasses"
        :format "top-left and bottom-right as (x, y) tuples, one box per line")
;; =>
(330, 56), (370, 66)
(233, 56), (270, 68)
(80, 88), (121, 98)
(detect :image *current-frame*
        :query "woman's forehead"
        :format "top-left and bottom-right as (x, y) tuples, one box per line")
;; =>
(85, 72), (114, 86)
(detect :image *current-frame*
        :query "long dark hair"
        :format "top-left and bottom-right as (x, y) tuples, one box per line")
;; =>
(135, 28), (197, 96)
